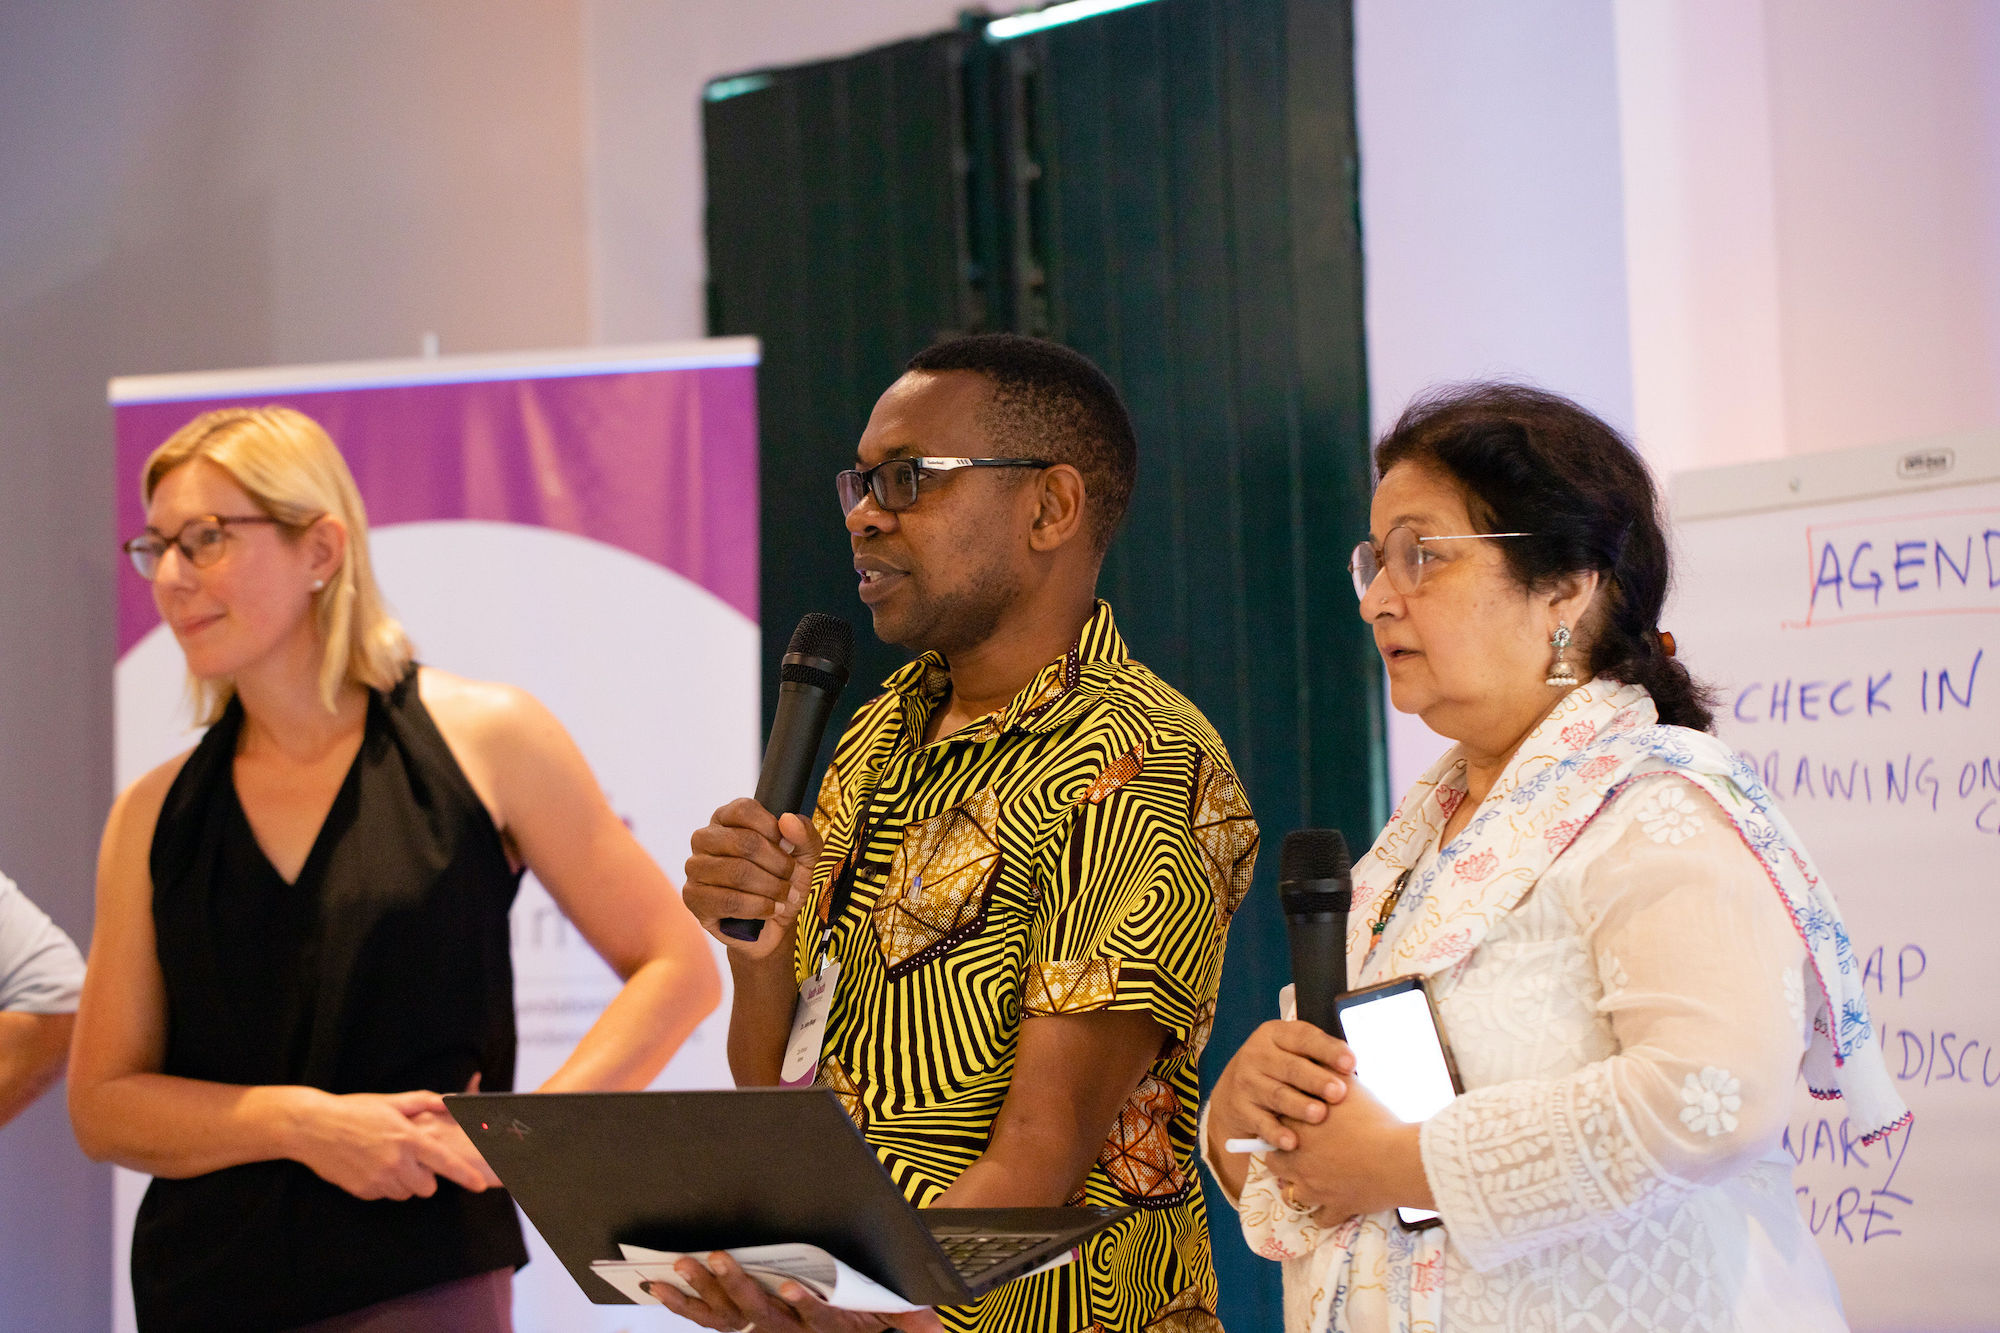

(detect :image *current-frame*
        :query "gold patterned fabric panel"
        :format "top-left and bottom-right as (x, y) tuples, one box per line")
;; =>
(1083, 739), (1146, 804)
(1144, 1286), (1225, 1333)
(812, 762), (843, 827)
(1190, 753), (1257, 928)
(871, 788), (1004, 976)
(1176, 998), (1216, 1062)
(793, 604), (1253, 1333)
(1023, 958), (1120, 1016)
(816, 1054), (865, 1132)
(1098, 1075), (1187, 1200)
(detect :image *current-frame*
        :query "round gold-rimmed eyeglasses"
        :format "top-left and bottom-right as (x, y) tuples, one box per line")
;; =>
(1349, 525), (1536, 599)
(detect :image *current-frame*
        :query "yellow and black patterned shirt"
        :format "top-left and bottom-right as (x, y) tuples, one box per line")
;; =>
(796, 602), (1256, 1333)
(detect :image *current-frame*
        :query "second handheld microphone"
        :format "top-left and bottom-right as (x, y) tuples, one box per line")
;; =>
(1279, 828), (1353, 1038)
(719, 613), (854, 943)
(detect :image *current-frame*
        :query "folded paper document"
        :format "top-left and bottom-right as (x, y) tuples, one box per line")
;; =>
(591, 1242), (922, 1314)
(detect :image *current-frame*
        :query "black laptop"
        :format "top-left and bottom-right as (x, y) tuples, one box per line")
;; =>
(447, 1088), (1133, 1307)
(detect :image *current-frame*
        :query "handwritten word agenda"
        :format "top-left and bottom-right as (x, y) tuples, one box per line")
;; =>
(1807, 514), (2000, 622)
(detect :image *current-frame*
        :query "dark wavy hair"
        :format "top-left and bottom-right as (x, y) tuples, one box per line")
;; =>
(1373, 382), (1715, 731)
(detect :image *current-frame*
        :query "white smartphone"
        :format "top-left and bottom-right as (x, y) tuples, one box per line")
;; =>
(1332, 976), (1463, 1229)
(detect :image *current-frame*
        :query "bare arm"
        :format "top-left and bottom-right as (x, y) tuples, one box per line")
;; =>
(936, 1009), (1165, 1208)
(0, 1011), (72, 1128)
(68, 757), (287, 1176)
(724, 945), (803, 1089)
(0, 873), (84, 1128)
(66, 760), (487, 1199)
(424, 671), (722, 1092)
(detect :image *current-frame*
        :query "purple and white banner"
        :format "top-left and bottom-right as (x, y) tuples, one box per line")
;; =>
(109, 340), (761, 1332)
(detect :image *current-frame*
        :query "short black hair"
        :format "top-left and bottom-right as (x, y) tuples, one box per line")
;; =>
(1375, 382), (1716, 731)
(906, 333), (1137, 552)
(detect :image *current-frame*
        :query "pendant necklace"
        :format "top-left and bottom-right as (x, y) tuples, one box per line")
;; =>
(1370, 867), (1414, 937)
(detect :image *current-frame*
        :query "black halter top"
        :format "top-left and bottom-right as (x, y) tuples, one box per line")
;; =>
(134, 670), (528, 1331)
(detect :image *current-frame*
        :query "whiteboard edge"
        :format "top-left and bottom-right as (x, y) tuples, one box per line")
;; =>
(1672, 427), (2000, 521)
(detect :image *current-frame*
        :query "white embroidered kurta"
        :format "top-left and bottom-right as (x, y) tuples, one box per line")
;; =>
(1208, 771), (1851, 1331)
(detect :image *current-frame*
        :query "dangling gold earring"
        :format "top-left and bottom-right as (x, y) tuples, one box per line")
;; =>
(1545, 622), (1578, 688)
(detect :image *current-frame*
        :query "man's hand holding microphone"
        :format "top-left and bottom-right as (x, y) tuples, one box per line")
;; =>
(683, 611), (849, 959)
(684, 800), (821, 961)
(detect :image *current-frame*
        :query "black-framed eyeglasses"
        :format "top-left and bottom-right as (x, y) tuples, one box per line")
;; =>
(122, 514), (292, 580)
(1349, 524), (1536, 599)
(836, 456), (1050, 516)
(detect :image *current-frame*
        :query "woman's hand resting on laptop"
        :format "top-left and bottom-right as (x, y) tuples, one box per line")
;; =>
(644, 1252), (945, 1333)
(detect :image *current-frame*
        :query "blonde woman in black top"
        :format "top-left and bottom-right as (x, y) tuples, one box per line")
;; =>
(70, 406), (722, 1331)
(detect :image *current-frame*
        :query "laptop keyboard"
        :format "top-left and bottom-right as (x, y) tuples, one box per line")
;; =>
(932, 1231), (1059, 1280)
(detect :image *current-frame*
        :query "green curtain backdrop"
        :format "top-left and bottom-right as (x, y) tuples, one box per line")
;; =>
(705, 4), (1381, 1325)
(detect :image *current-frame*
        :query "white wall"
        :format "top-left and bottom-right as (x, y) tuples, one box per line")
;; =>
(1617, 0), (2000, 471)
(1763, 0), (2000, 458)
(1614, 0), (1792, 472)
(1354, 0), (1638, 792)
(583, 0), (1010, 343)
(1364, 0), (2000, 795)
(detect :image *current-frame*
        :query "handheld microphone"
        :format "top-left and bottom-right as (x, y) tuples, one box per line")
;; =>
(1279, 828), (1352, 1038)
(719, 613), (854, 942)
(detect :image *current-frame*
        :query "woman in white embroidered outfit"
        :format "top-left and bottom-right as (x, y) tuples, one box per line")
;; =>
(1201, 384), (1907, 1332)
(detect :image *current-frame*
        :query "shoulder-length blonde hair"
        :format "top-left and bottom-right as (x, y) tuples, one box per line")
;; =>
(143, 406), (412, 725)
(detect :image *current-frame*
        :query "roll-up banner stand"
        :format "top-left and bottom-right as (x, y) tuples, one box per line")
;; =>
(110, 341), (759, 1331)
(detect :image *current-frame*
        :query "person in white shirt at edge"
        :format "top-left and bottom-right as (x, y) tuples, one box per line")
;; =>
(1201, 383), (1908, 1333)
(0, 870), (86, 1128)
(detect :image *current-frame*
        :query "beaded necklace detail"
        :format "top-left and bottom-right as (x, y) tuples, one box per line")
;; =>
(1370, 867), (1414, 937)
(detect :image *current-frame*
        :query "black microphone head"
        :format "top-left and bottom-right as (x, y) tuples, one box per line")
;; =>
(781, 613), (854, 689)
(1280, 828), (1351, 914)
(1280, 828), (1350, 884)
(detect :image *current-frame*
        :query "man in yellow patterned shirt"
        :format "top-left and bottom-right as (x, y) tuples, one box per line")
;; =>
(681, 335), (1257, 1333)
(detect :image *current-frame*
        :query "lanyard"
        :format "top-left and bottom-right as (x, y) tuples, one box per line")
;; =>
(812, 847), (862, 974)
(810, 751), (902, 973)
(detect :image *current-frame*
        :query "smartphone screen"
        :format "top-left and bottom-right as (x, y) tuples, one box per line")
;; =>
(1334, 978), (1458, 1228)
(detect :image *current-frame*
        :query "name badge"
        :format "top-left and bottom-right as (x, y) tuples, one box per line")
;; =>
(781, 960), (840, 1087)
